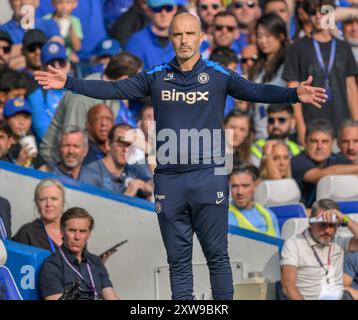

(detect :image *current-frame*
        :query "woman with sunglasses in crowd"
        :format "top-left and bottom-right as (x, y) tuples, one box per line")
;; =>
(248, 13), (289, 140)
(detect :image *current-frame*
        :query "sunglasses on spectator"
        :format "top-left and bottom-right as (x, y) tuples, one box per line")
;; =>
(151, 5), (174, 13)
(241, 55), (258, 63)
(268, 117), (288, 124)
(234, 0), (256, 9)
(48, 59), (67, 68)
(0, 45), (11, 54)
(307, 7), (330, 16)
(214, 24), (237, 32)
(26, 43), (43, 53)
(113, 138), (132, 148)
(199, 3), (221, 11)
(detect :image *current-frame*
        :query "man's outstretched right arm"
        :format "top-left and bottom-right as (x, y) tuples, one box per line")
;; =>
(35, 65), (151, 100)
(64, 75), (151, 100)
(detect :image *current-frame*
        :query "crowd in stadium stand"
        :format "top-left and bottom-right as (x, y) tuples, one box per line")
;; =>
(0, 0), (358, 300)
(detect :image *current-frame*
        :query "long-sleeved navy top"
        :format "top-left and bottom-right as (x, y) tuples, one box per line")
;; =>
(65, 57), (300, 174)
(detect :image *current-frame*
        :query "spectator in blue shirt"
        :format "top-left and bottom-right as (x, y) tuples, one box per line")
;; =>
(344, 252), (358, 300)
(80, 123), (153, 199)
(83, 103), (115, 166)
(125, 0), (177, 70)
(52, 126), (88, 181)
(71, 0), (108, 77)
(228, 162), (281, 237)
(0, 0), (59, 44)
(28, 41), (69, 140)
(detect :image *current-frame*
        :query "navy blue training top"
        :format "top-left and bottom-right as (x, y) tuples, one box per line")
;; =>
(65, 57), (300, 174)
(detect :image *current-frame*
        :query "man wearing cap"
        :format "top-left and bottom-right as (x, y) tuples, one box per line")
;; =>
(90, 39), (122, 74)
(35, 12), (327, 300)
(3, 97), (47, 170)
(0, 30), (12, 67)
(21, 29), (48, 76)
(125, 0), (177, 70)
(281, 199), (358, 300)
(19, 29), (48, 94)
(28, 41), (70, 140)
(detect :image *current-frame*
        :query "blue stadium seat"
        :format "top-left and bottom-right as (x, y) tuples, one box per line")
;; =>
(337, 201), (358, 214)
(268, 203), (307, 231)
(0, 266), (23, 300)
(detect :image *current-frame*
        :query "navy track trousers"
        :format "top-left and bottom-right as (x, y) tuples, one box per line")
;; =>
(154, 167), (233, 300)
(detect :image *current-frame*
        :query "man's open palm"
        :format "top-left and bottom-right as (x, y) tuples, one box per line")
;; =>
(297, 76), (328, 109)
(34, 65), (67, 90)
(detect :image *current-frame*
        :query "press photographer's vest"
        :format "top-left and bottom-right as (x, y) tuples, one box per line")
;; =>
(251, 138), (303, 160)
(229, 203), (277, 237)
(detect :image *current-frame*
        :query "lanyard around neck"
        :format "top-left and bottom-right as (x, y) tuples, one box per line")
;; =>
(303, 231), (332, 284)
(40, 219), (57, 254)
(312, 38), (337, 81)
(0, 217), (7, 240)
(59, 248), (98, 299)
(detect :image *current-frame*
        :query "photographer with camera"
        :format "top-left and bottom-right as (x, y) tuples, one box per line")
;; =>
(39, 207), (119, 300)
(80, 123), (153, 200)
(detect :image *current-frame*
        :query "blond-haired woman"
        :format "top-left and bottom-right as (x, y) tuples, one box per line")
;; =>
(13, 179), (65, 253)
(260, 140), (292, 179)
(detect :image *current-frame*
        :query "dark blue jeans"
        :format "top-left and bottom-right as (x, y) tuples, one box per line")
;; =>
(154, 167), (233, 300)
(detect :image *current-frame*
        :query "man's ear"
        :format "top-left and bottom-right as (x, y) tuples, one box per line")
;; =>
(255, 178), (261, 187)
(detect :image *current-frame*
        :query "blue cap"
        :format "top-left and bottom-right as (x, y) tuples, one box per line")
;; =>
(147, 0), (176, 8)
(96, 39), (122, 57)
(3, 98), (32, 118)
(41, 41), (67, 65)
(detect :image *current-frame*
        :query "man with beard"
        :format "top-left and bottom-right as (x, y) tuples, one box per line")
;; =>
(251, 103), (304, 168)
(83, 104), (115, 166)
(0, 30), (12, 68)
(338, 119), (358, 164)
(281, 199), (358, 300)
(52, 126), (88, 180)
(228, 162), (281, 237)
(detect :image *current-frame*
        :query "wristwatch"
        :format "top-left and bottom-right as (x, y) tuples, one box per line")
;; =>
(340, 215), (350, 227)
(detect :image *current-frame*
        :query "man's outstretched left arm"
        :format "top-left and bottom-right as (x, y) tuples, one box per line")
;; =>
(227, 74), (327, 108)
